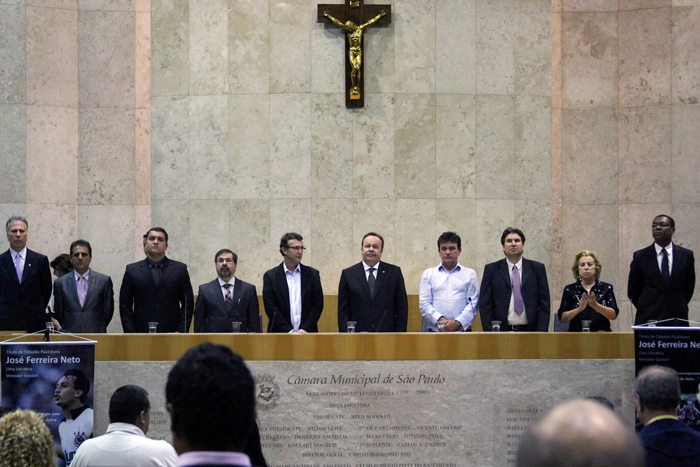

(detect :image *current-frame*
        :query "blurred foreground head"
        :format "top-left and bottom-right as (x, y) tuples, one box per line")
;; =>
(0, 409), (54, 467)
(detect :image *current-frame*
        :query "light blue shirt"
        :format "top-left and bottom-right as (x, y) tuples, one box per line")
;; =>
(419, 263), (479, 331)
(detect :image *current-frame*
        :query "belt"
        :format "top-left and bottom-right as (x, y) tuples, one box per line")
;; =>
(509, 324), (525, 331)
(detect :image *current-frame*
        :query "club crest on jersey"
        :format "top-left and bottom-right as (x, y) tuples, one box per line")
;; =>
(73, 430), (88, 448)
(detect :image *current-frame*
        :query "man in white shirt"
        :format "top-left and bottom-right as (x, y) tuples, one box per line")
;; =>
(72, 385), (178, 467)
(420, 232), (479, 332)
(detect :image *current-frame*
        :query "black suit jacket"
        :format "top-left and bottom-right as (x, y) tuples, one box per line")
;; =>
(638, 418), (700, 466)
(262, 263), (323, 333)
(53, 270), (114, 333)
(0, 248), (52, 332)
(337, 261), (408, 332)
(628, 243), (695, 326)
(194, 278), (261, 333)
(478, 258), (551, 331)
(119, 257), (194, 333)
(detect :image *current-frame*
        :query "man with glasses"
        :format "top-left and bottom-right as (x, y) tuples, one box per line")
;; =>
(263, 232), (324, 333)
(628, 215), (695, 326)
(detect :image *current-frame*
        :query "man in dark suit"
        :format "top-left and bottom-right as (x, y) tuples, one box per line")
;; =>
(194, 249), (261, 333)
(0, 216), (52, 332)
(263, 232), (323, 333)
(53, 239), (114, 333)
(628, 215), (695, 326)
(119, 227), (194, 333)
(635, 365), (700, 466)
(337, 232), (408, 332)
(479, 227), (550, 331)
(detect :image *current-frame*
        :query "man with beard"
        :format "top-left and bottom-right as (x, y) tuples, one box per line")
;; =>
(194, 249), (261, 333)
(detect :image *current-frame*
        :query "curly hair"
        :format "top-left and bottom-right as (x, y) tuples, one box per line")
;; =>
(0, 410), (54, 467)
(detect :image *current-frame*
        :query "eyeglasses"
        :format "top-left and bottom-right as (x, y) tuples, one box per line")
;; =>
(286, 246), (306, 251)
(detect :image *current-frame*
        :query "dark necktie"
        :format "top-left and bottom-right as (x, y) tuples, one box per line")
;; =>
(512, 265), (524, 315)
(223, 283), (232, 303)
(368, 268), (376, 296)
(152, 265), (161, 286)
(661, 248), (671, 287)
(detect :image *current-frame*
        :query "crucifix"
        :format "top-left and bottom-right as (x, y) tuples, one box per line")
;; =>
(317, 0), (392, 108)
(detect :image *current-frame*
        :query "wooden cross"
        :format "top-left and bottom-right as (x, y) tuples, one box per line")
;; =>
(317, 0), (392, 108)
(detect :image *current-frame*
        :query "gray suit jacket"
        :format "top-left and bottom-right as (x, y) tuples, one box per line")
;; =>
(54, 270), (114, 333)
(194, 278), (261, 333)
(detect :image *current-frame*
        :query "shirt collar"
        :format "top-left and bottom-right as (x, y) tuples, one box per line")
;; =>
(283, 263), (301, 274)
(654, 243), (673, 255)
(74, 269), (91, 281)
(506, 258), (523, 270)
(10, 247), (27, 260)
(438, 263), (461, 273)
(647, 414), (678, 425)
(146, 257), (167, 268)
(363, 261), (381, 271)
(217, 277), (235, 288)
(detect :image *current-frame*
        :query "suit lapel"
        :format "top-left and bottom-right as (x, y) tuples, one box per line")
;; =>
(139, 261), (157, 288)
(670, 244), (682, 282)
(498, 259), (511, 289)
(20, 249), (35, 284)
(67, 274), (81, 307)
(83, 274), (99, 308)
(230, 280), (243, 311)
(276, 265), (291, 314)
(1, 251), (19, 286)
(521, 259), (532, 287)
(160, 259), (175, 284)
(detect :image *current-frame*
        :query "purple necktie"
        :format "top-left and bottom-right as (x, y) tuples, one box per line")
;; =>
(77, 276), (87, 307)
(224, 283), (232, 303)
(14, 253), (22, 283)
(512, 265), (524, 315)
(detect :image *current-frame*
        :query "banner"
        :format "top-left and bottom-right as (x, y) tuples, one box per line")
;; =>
(1, 340), (96, 466)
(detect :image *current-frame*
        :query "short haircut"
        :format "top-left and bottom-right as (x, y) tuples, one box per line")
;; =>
(50, 254), (73, 275)
(279, 232), (303, 256)
(437, 231), (461, 250)
(109, 385), (150, 425)
(143, 227), (168, 244)
(5, 216), (28, 233)
(654, 214), (675, 229)
(361, 232), (384, 250)
(70, 239), (92, 257)
(634, 365), (680, 412)
(214, 249), (238, 265)
(0, 410), (54, 467)
(64, 369), (90, 404)
(571, 250), (602, 280)
(166, 343), (255, 452)
(500, 227), (525, 246)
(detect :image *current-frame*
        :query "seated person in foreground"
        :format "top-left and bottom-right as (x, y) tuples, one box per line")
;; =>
(0, 409), (55, 467)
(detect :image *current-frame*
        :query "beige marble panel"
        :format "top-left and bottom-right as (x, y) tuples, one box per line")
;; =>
(133, 205), (151, 262)
(363, 0), (395, 94)
(395, 0), (435, 93)
(26, 1), (77, 9)
(135, 10), (151, 110)
(561, 108), (618, 205)
(475, 95), (514, 199)
(396, 199), (436, 293)
(561, 0), (618, 11)
(151, 199), (190, 263)
(618, 105), (671, 204)
(25, 203), (78, 262)
(551, 202), (563, 297)
(476, 0), (514, 95)
(311, 93), (353, 199)
(561, 12), (618, 108)
(515, 96), (552, 201)
(269, 199), (312, 270)
(229, 0), (269, 94)
(0, 4), (25, 104)
(310, 199), (354, 294)
(229, 199), (270, 290)
(353, 94), (395, 199)
(675, 0), (700, 6)
(229, 94), (270, 199)
(674, 203), (700, 298)
(311, 10), (344, 94)
(436, 0), (475, 94)
(436, 199), (478, 270)
(620, 0), (670, 9)
(475, 199), (514, 275)
(436, 94), (476, 199)
(26, 6), (78, 107)
(189, 95), (229, 200)
(189, 0), (227, 95)
(515, 0), (552, 96)
(618, 8), (671, 107)
(270, 94), (311, 199)
(151, 0), (188, 97)
(553, 0), (562, 12)
(78, 0), (133, 10)
(79, 108), (135, 205)
(672, 104), (700, 202)
(552, 12), (562, 110)
(135, 0), (150, 12)
(395, 94), (435, 198)
(613, 300), (633, 332)
(26, 105), (78, 204)
(270, 0), (310, 94)
(515, 199), (553, 272)
(0, 105), (26, 203)
(352, 199), (396, 263)
(672, 6), (700, 104)
(0, 206), (27, 230)
(188, 199), (230, 288)
(151, 96), (189, 200)
(135, 109), (151, 206)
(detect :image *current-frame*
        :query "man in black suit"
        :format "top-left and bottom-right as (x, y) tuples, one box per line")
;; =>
(0, 216), (52, 332)
(119, 227), (194, 333)
(263, 232), (323, 333)
(337, 232), (408, 332)
(194, 249), (261, 333)
(53, 239), (114, 333)
(628, 215), (695, 326)
(479, 227), (550, 331)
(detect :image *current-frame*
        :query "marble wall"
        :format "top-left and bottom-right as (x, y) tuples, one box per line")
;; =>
(1, 1), (699, 332)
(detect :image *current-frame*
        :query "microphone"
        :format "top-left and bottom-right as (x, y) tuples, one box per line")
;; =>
(467, 297), (474, 331)
(374, 308), (389, 333)
(268, 309), (277, 333)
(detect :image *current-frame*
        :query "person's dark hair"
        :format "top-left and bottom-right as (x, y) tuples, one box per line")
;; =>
(5, 216), (28, 233)
(500, 227), (525, 246)
(361, 232), (384, 250)
(437, 232), (461, 250)
(69, 239), (92, 257)
(634, 365), (680, 412)
(586, 396), (614, 411)
(279, 232), (303, 256)
(654, 214), (675, 229)
(109, 385), (150, 425)
(63, 369), (90, 404)
(50, 254), (73, 275)
(166, 343), (255, 452)
(214, 249), (238, 265)
(143, 227), (168, 244)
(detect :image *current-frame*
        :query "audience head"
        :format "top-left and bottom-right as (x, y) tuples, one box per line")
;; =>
(516, 399), (645, 467)
(634, 365), (680, 426)
(166, 343), (255, 454)
(586, 395), (615, 411)
(571, 250), (602, 281)
(50, 254), (74, 278)
(109, 385), (151, 434)
(0, 409), (54, 467)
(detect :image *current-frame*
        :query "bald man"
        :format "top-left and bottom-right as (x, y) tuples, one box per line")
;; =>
(516, 399), (645, 467)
